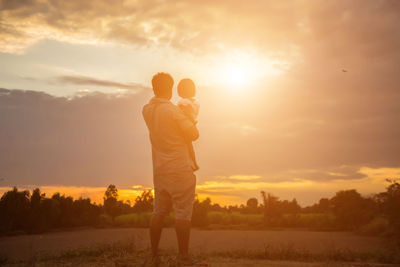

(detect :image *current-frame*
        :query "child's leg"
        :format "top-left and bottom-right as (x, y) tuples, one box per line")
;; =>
(188, 142), (199, 171)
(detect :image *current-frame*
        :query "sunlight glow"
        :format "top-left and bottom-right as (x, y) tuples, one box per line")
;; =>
(211, 51), (285, 91)
(222, 63), (251, 88)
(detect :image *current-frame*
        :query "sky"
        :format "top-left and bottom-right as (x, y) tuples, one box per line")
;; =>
(1, 0), (400, 206)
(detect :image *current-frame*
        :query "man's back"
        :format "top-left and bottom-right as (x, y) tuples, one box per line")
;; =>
(142, 97), (197, 176)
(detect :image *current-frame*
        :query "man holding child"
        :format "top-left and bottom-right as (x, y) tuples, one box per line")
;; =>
(142, 72), (203, 266)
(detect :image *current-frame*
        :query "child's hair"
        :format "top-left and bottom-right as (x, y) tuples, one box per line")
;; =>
(177, 78), (196, 99)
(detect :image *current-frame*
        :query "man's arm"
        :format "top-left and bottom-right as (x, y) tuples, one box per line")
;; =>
(171, 105), (199, 141)
(183, 125), (199, 141)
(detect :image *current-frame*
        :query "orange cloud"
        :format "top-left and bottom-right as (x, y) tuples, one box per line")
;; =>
(1, 0), (399, 75)
(56, 75), (149, 91)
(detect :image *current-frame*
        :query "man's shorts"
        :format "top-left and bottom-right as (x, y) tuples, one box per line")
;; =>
(153, 171), (196, 221)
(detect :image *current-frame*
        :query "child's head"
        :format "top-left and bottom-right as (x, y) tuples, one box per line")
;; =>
(177, 78), (196, 99)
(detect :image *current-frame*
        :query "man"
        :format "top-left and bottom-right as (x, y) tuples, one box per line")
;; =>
(142, 72), (200, 265)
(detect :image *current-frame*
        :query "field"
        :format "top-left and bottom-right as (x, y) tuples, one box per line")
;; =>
(111, 212), (337, 230)
(1, 227), (399, 266)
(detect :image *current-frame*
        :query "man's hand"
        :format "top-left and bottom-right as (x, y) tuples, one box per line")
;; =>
(180, 104), (194, 115)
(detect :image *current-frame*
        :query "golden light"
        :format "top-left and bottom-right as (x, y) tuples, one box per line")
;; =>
(210, 51), (285, 91)
(221, 62), (252, 88)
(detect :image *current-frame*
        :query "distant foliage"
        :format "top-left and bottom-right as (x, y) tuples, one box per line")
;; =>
(0, 187), (30, 232)
(191, 197), (212, 227)
(331, 189), (376, 229)
(132, 190), (153, 213)
(375, 179), (400, 241)
(103, 184), (120, 220)
(261, 191), (281, 225)
(0, 187), (102, 234)
(1, 179), (399, 239)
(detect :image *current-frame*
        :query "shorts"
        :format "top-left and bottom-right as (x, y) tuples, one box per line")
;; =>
(153, 172), (196, 221)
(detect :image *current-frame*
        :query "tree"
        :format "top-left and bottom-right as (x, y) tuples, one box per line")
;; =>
(133, 190), (153, 213)
(261, 191), (282, 226)
(375, 179), (400, 239)
(289, 198), (301, 214)
(0, 187), (31, 232)
(51, 192), (74, 226)
(192, 196), (211, 227)
(247, 198), (258, 209)
(246, 198), (259, 213)
(318, 198), (331, 213)
(103, 184), (119, 220)
(29, 188), (46, 232)
(331, 189), (374, 229)
(73, 197), (102, 226)
(302, 198), (331, 213)
(104, 184), (118, 200)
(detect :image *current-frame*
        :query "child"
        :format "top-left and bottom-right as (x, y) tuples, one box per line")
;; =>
(177, 78), (200, 171)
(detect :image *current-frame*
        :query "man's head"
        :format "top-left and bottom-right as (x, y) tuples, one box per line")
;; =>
(152, 72), (174, 99)
(177, 78), (196, 99)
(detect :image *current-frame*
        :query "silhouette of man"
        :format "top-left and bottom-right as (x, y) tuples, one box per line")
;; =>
(142, 72), (200, 265)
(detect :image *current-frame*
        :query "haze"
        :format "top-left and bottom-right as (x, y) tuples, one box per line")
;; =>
(1, 0), (399, 206)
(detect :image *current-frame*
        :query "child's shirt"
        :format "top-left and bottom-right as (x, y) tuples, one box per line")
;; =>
(177, 98), (200, 120)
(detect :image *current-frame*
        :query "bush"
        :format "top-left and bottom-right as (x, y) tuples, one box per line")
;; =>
(98, 214), (112, 227)
(358, 217), (389, 236)
(113, 212), (174, 227)
(208, 211), (231, 225)
(192, 198), (211, 227)
(206, 212), (264, 226)
(296, 213), (336, 229)
(246, 214), (264, 226)
(114, 213), (152, 227)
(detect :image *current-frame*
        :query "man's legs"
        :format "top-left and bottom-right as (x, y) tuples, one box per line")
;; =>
(175, 219), (191, 258)
(150, 213), (165, 256)
(172, 172), (196, 262)
(151, 187), (172, 257)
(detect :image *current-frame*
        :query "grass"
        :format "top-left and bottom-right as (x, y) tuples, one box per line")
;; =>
(209, 246), (400, 263)
(111, 212), (336, 230)
(3, 238), (400, 266)
(207, 211), (264, 226)
(113, 212), (175, 227)
(114, 212), (153, 227)
(357, 217), (390, 236)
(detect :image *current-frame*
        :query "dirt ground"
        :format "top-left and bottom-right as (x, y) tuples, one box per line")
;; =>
(4, 258), (396, 267)
(0, 227), (396, 266)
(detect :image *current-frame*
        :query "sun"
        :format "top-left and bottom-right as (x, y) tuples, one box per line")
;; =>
(210, 50), (284, 92)
(222, 63), (251, 88)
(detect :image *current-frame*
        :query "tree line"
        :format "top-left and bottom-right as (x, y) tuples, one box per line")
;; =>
(0, 180), (399, 240)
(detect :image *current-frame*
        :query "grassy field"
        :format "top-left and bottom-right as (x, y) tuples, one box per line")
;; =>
(0, 227), (399, 266)
(2, 238), (399, 267)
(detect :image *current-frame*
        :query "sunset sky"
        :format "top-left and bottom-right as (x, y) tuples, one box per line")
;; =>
(1, 0), (399, 206)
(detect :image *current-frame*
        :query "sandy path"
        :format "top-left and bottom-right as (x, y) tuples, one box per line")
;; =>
(0, 228), (387, 260)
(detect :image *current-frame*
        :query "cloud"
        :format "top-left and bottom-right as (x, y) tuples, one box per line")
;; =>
(56, 75), (149, 91)
(279, 166), (367, 182)
(227, 175), (261, 181)
(0, 87), (153, 188)
(195, 167), (400, 205)
(1, 0), (399, 68)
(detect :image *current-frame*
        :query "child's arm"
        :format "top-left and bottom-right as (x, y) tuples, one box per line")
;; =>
(178, 103), (197, 124)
